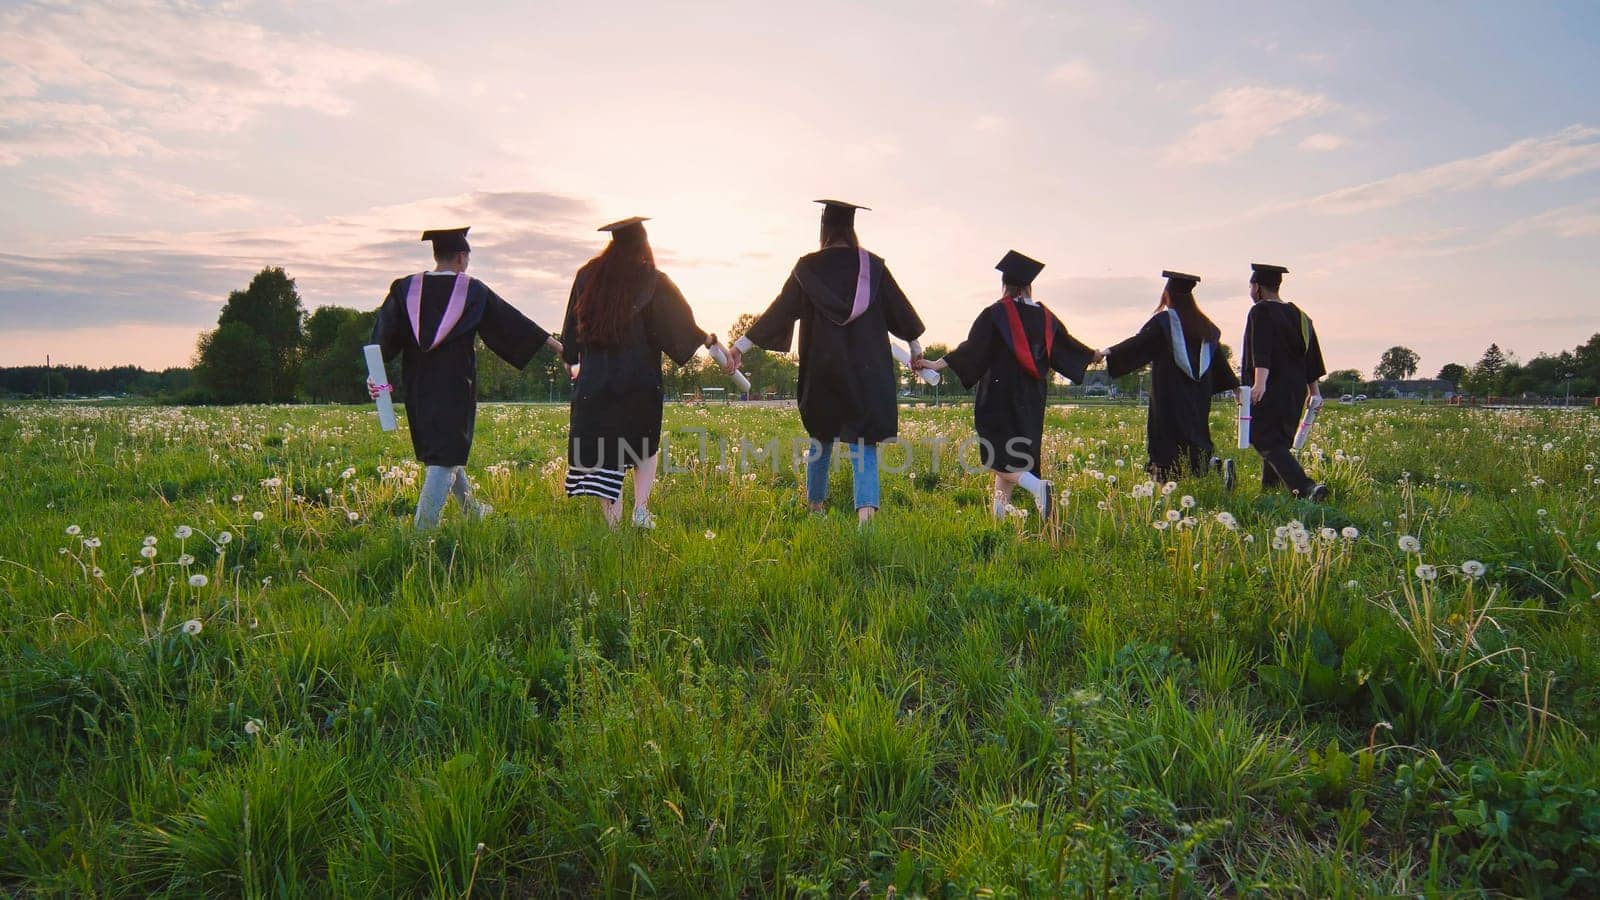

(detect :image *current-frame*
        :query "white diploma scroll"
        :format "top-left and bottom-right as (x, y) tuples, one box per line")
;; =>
(1293, 396), (1322, 451)
(705, 340), (752, 393)
(363, 344), (397, 432)
(1237, 388), (1252, 449)
(892, 343), (940, 386)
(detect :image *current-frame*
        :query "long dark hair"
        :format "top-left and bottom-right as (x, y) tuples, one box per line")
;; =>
(1157, 285), (1221, 343)
(575, 227), (655, 347)
(819, 223), (859, 249)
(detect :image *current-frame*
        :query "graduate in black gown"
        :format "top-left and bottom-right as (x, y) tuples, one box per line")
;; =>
(1239, 263), (1329, 500)
(917, 251), (1094, 521)
(562, 217), (712, 529)
(1099, 271), (1241, 486)
(725, 200), (926, 525)
(370, 227), (562, 528)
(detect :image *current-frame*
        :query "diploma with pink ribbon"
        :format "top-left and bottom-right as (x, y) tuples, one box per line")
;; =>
(705, 337), (752, 393)
(892, 343), (940, 386)
(1237, 388), (1252, 449)
(363, 344), (397, 431)
(1293, 395), (1323, 451)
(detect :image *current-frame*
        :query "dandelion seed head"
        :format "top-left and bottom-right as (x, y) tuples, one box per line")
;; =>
(1151, 520), (1169, 530)
(251, 511), (264, 521)
(143, 535), (158, 546)
(704, 529), (716, 539)
(83, 537), (101, 549)
(1165, 509), (1181, 522)
(244, 718), (262, 736)
(1415, 564), (1438, 581)
(188, 573), (208, 588)
(1180, 495), (1195, 509)
(216, 531), (232, 545)
(1341, 526), (1359, 540)
(1345, 579), (1359, 589)
(65, 524), (81, 536)
(181, 618), (203, 635)
(1461, 560), (1486, 578)
(1398, 535), (1422, 553)
(140, 545), (157, 559)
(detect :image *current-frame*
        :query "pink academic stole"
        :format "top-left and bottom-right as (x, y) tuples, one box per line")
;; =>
(842, 248), (872, 324)
(1000, 296), (1055, 381)
(405, 273), (469, 351)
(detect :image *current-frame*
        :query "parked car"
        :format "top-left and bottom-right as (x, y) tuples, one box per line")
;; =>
(1339, 393), (1354, 403)
(1354, 394), (1368, 402)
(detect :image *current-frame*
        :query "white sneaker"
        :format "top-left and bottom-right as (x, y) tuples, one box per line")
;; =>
(631, 507), (656, 529)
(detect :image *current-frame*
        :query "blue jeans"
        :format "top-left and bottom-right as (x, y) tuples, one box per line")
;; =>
(806, 440), (880, 510)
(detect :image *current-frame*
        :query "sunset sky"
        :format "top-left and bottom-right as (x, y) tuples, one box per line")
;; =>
(1, 0), (1597, 375)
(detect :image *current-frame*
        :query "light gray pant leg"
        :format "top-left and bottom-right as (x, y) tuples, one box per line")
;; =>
(448, 466), (480, 517)
(414, 465), (454, 529)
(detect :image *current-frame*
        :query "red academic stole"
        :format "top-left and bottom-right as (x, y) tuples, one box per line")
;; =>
(999, 296), (1054, 380)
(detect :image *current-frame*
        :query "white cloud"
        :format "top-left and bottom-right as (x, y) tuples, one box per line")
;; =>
(1047, 60), (1099, 91)
(0, 1), (437, 165)
(1164, 85), (1336, 165)
(1306, 125), (1600, 215)
(1299, 133), (1349, 152)
(31, 169), (259, 218)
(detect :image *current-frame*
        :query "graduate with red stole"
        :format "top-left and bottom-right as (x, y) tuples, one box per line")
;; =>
(918, 251), (1094, 521)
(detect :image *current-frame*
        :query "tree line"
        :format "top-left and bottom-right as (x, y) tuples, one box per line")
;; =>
(1320, 339), (1600, 400)
(186, 267), (797, 405)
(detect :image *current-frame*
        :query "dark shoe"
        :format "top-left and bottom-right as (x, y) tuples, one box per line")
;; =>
(1307, 483), (1331, 503)
(1222, 459), (1237, 492)
(1040, 480), (1055, 521)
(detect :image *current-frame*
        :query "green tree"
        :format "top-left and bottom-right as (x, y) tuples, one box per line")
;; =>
(1325, 369), (1364, 395)
(299, 306), (377, 403)
(1374, 345), (1420, 380)
(1437, 363), (1468, 389)
(195, 267), (306, 402)
(1464, 344), (1508, 396)
(194, 322), (274, 403)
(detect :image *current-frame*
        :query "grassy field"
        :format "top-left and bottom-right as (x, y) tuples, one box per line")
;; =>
(3, 400), (1598, 897)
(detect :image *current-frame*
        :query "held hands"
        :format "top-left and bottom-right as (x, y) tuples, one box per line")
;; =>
(723, 345), (743, 374)
(913, 357), (947, 373)
(1091, 348), (1108, 365)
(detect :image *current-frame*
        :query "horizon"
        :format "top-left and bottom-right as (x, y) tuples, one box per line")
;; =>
(2, 1), (1597, 375)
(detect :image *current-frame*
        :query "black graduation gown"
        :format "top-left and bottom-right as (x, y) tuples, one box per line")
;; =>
(372, 273), (550, 467)
(1106, 312), (1241, 470)
(942, 300), (1094, 474)
(743, 247), (925, 444)
(1240, 300), (1326, 451)
(562, 265), (706, 469)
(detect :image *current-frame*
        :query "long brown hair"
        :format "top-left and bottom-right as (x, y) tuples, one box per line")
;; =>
(1157, 284), (1221, 343)
(575, 227), (655, 347)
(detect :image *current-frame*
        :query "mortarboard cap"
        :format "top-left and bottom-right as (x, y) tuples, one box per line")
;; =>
(420, 227), (470, 255)
(1250, 263), (1288, 287)
(598, 216), (650, 235)
(996, 250), (1045, 286)
(1162, 270), (1201, 290)
(816, 199), (869, 228)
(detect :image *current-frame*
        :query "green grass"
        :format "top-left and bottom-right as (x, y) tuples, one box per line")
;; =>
(2, 401), (1598, 896)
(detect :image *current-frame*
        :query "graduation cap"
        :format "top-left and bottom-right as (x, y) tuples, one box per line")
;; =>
(996, 250), (1045, 286)
(598, 216), (650, 235)
(816, 199), (869, 228)
(1250, 263), (1289, 287)
(1162, 270), (1201, 290)
(420, 227), (470, 255)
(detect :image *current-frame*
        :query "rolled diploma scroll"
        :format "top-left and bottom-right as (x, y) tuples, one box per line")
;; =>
(1293, 396), (1322, 451)
(705, 341), (752, 393)
(892, 343), (940, 386)
(1237, 387), (1251, 449)
(363, 344), (397, 432)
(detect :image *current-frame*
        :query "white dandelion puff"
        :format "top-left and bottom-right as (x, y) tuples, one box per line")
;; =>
(1341, 526), (1359, 540)
(704, 529), (716, 539)
(216, 531), (232, 545)
(1345, 579), (1359, 589)
(1398, 535), (1422, 553)
(1165, 509), (1182, 522)
(1180, 495), (1195, 509)
(244, 718), (262, 736)
(143, 535), (158, 547)
(1152, 520), (1169, 531)
(188, 573), (209, 588)
(181, 618), (203, 635)
(251, 511), (264, 522)
(174, 525), (193, 539)
(83, 537), (101, 549)
(1461, 560), (1486, 578)
(1414, 564), (1438, 581)
(140, 545), (157, 559)
(65, 524), (81, 536)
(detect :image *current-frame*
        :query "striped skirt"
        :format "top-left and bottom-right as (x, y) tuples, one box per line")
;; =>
(564, 466), (625, 502)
